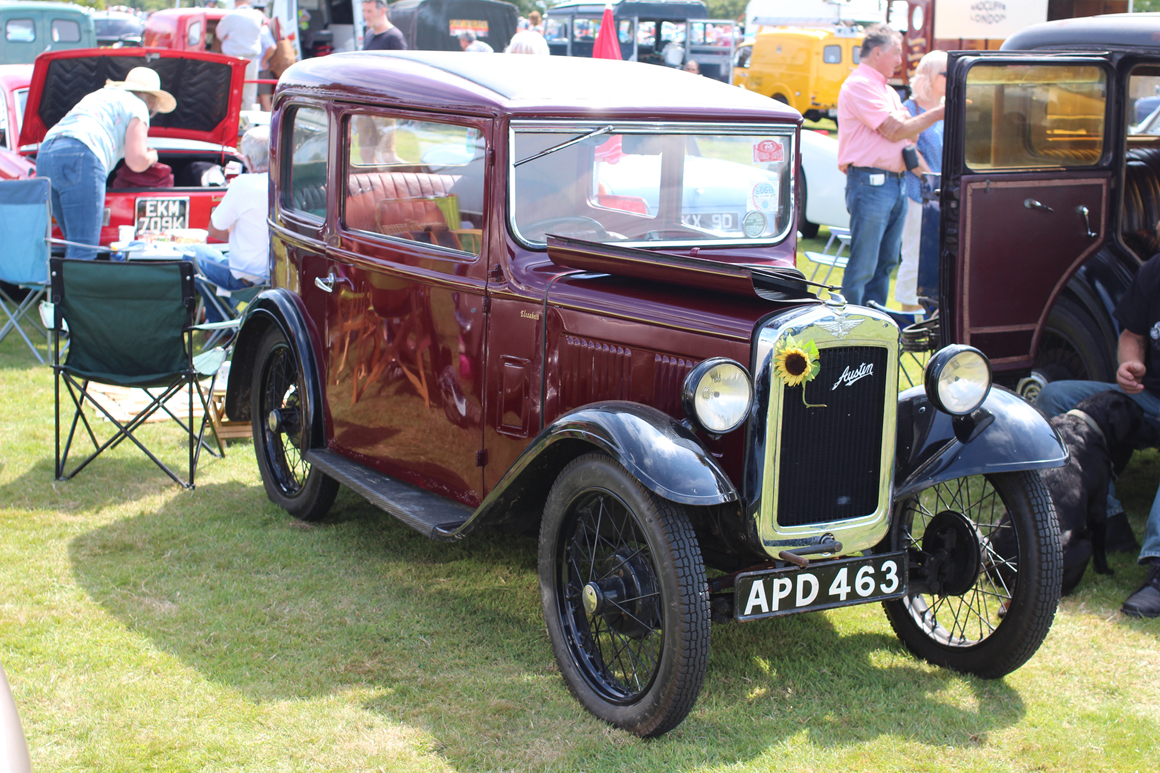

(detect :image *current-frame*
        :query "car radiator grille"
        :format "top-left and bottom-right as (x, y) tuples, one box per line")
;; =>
(775, 345), (889, 527)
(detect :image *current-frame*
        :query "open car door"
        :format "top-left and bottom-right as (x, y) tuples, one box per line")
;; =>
(940, 52), (1117, 379)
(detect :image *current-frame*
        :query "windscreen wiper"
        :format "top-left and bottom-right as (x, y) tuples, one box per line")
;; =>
(514, 125), (614, 167)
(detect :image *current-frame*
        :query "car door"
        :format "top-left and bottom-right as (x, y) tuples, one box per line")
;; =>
(941, 52), (1115, 373)
(321, 107), (492, 506)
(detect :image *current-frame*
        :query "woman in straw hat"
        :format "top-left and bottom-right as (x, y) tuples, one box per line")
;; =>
(35, 66), (175, 260)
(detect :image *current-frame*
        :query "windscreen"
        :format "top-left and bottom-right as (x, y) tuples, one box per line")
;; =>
(511, 123), (795, 248)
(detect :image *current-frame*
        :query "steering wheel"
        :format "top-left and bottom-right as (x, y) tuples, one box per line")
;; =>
(523, 216), (612, 241)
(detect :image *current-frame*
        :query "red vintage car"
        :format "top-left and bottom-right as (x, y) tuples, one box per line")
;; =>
(223, 51), (1067, 737)
(142, 7), (229, 53)
(17, 47), (247, 245)
(0, 64), (34, 179)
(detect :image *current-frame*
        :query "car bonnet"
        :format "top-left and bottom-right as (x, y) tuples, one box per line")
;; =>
(18, 48), (246, 149)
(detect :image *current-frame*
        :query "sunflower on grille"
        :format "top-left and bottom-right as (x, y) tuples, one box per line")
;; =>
(774, 334), (826, 408)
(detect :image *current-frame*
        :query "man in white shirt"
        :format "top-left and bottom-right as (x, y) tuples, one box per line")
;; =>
(183, 126), (270, 322)
(216, 0), (266, 109)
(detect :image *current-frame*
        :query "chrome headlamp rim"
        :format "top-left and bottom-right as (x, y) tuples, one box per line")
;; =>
(924, 344), (993, 416)
(681, 357), (754, 435)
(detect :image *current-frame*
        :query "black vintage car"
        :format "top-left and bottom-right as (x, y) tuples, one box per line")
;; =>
(940, 13), (1160, 398)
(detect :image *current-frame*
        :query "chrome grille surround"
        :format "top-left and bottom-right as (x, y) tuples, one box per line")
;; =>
(746, 303), (899, 558)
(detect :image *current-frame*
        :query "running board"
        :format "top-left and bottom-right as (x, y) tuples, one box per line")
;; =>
(304, 449), (471, 540)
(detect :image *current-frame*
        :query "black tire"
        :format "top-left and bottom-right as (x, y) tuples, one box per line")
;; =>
(797, 173), (819, 239)
(883, 471), (1061, 678)
(772, 93), (789, 105)
(539, 453), (710, 737)
(252, 326), (338, 521)
(1036, 295), (1116, 383)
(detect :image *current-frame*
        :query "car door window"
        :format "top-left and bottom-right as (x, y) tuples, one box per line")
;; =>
(187, 21), (202, 49)
(52, 19), (81, 43)
(5, 19), (35, 42)
(964, 63), (1107, 170)
(343, 114), (485, 255)
(284, 105), (329, 219)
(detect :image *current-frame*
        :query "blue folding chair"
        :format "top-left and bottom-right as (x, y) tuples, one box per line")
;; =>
(0, 178), (52, 363)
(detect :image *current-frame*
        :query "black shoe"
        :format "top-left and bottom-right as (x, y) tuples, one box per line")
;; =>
(1122, 560), (1160, 619)
(1106, 511), (1141, 554)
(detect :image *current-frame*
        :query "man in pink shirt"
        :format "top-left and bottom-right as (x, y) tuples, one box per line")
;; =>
(836, 23), (945, 306)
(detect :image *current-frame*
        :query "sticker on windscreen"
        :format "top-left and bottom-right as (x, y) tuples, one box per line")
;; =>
(752, 139), (784, 163)
(742, 210), (767, 238)
(751, 181), (779, 213)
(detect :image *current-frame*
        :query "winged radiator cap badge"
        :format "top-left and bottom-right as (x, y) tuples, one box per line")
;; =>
(816, 315), (863, 340)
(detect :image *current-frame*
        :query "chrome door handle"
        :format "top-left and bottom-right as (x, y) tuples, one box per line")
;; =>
(1078, 205), (1097, 238)
(314, 273), (337, 293)
(1023, 198), (1053, 212)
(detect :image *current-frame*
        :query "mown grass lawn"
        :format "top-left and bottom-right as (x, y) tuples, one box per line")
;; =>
(1, 286), (1158, 772)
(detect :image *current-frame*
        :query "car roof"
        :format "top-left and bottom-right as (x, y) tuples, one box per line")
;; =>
(1002, 13), (1160, 53)
(547, 0), (708, 17)
(280, 51), (800, 122)
(0, 1), (89, 12)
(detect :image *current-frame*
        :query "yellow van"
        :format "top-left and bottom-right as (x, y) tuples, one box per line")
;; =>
(733, 27), (862, 122)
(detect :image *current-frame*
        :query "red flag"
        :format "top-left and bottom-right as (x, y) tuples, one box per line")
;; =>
(592, 5), (621, 61)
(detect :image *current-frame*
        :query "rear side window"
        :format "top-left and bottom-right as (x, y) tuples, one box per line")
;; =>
(284, 106), (329, 219)
(343, 114), (485, 256)
(823, 44), (841, 64)
(964, 63), (1107, 170)
(187, 21), (202, 48)
(5, 19), (34, 42)
(52, 19), (81, 43)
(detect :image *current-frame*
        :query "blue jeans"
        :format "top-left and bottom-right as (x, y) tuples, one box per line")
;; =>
(179, 244), (254, 324)
(37, 137), (106, 261)
(843, 167), (906, 306)
(1036, 380), (1160, 564)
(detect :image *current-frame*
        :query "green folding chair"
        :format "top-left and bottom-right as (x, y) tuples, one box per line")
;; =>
(50, 258), (229, 488)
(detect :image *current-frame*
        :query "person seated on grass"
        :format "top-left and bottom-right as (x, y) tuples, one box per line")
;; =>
(181, 126), (270, 323)
(1035, 220), (1160, 618)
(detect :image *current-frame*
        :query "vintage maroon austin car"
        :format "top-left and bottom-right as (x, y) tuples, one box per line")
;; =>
(17, 47), (247, 244)
(223, 52), (1067, 737)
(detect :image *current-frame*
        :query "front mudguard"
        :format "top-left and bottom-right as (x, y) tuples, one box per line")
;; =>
(449, 402), (738, 538)
(893, 385), (1067, 501)
(223, 288), (326, 448)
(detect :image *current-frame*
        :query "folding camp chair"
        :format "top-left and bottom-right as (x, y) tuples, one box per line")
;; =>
(197, 275), (268, 349)
(50, 258), (229, 488)
(0, 178), (52, 363)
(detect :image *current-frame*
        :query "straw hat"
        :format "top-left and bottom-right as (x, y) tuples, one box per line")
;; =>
(106, 67), (176, 113)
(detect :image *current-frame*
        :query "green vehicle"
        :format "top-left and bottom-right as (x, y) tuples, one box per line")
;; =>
(0, 1), (95, 65)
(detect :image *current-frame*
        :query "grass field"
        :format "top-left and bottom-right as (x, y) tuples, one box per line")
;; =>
(1, 279), (1158, 772)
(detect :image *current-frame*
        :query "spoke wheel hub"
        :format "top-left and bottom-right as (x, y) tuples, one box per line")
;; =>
(921, 509), (983, 596)
(593, 549), (658, 640)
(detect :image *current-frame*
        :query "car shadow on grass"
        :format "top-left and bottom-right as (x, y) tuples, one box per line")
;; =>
(68, 485), (1032, 769)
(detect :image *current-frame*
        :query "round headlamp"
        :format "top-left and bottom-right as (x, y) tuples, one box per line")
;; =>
(682, 358), (753, 434)
(924, 345), (992, 415)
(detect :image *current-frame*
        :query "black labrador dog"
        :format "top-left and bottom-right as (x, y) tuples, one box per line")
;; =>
(1038, 391), (1160, 594)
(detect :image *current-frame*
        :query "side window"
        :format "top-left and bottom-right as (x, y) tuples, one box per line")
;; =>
(964, 64), (1107, 170)
(735, 45), (751, 70)
(284, 105), (329, 219)
(1128, 68), (1160, 136)
(545, 18), (567, 42)
(187, 21), (202, 49)
(5, 19), (35, 42)
(343, 114), (485, 256)
(52, 19), (81, 43)
(852, 45), (861, 65)
(823, 44), (841, 64)
(618, 20), (632, 45)
(574, 17), (597, 42)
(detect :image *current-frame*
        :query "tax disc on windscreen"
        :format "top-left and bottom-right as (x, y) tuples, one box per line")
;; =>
(742, 210), (767, 238)
(751, 181), (779, 212)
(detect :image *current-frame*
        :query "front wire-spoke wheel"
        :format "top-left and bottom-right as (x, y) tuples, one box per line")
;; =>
(883, 470), (1061, 678)
(539, 454), (709, 737)
(252, 326), (338, 521)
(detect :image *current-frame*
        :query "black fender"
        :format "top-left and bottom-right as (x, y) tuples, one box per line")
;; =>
(223, 288), (326, 448)
(447, 402), (738, 538)
(894, 384), (1067, 501)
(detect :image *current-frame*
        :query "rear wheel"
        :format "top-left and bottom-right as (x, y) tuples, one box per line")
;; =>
(1035, 295), (1116, 383)
(252, 326), (338, 521)
(883, 471), (1061, 678)
(539, 453), (710, 737)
